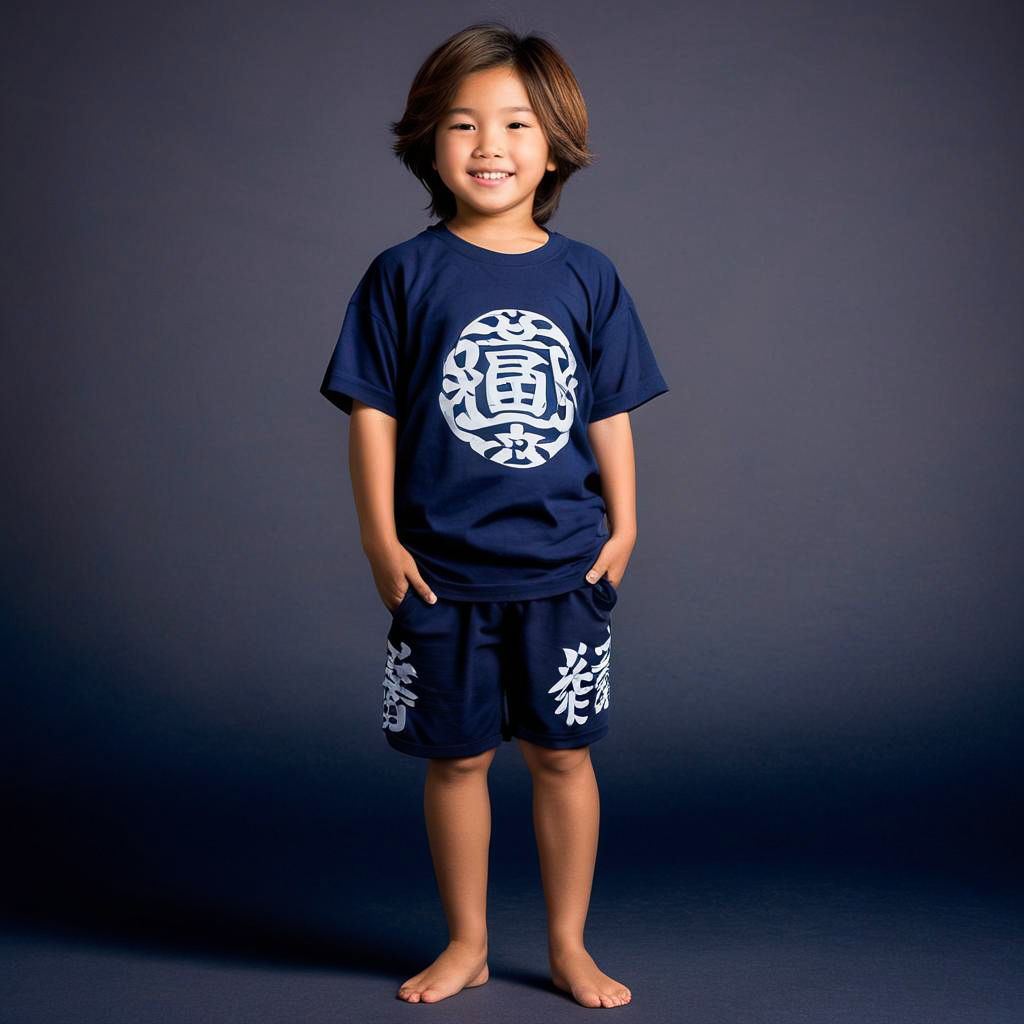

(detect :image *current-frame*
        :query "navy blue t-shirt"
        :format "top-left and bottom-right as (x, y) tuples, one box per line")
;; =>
(320, 221), (670, 601)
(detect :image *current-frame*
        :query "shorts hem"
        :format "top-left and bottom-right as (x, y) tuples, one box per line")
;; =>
(508, 722), (610, 749)
(384, 729), (504, 759)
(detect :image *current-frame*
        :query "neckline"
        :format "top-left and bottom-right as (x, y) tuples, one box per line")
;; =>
(427, 221), (569, 266)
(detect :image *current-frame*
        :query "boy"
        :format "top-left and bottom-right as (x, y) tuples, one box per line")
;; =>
(320, 23), (668, 1009)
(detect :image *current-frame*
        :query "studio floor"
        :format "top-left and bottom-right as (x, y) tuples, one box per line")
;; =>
(2, 861), (1021, 1023)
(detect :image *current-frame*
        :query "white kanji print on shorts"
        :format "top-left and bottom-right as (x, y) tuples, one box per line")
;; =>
(379, 577), (618, 759)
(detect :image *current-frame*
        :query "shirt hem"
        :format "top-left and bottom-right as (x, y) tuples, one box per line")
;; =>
(417, 548), (604, 602)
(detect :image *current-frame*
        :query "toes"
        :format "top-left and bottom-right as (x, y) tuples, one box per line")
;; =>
(420, 989), (442, 1002)
(579, 989), (603, 1008)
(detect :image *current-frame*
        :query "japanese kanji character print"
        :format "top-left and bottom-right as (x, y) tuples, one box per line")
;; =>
(382, 637), (420, 733)
(549, 623), (611, 728)
(440, 308), (578, 468)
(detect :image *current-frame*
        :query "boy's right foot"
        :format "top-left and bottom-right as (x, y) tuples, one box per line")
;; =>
(396, 940), (489, 1003)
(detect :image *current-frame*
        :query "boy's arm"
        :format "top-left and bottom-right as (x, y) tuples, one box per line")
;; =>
(349, 400), (400, 552)
(585, 412), (638, 588)
(349, 399), (436, 607)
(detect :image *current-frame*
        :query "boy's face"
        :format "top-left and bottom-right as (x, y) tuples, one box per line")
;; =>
(433, 66), (557, 223)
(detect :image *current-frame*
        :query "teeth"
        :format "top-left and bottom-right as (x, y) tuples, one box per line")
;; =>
(471, 172), (511, 179)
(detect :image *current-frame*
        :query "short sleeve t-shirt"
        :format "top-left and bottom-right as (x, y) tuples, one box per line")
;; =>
(320, 221), (670, 601)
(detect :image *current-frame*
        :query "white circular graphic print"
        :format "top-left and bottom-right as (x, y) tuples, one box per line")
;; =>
(439, 308), (579, 469)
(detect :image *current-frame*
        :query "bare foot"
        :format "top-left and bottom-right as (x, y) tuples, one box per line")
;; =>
(550, 945), (632, 1008)
(396, 940), (489, 1003)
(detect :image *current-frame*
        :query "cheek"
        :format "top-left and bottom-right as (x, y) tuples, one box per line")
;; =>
(434, 129), (456, 154)
(513, 143), (547, 169)
(435, 136), (469, 170)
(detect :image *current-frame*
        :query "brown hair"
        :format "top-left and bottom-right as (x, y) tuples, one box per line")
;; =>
(390, 22), (593, 226)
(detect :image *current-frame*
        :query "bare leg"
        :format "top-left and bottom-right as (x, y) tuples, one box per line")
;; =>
(518, 738), (632, 1008)
(396, 747), (495, 1003)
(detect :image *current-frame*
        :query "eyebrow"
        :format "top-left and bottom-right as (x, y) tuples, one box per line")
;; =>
(444, 106), (534, 116)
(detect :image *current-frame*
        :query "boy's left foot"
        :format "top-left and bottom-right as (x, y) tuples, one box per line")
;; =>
(549, 945), (632, 1008)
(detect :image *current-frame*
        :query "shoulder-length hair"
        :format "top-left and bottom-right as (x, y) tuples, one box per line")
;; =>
(390, 22), (593, 226)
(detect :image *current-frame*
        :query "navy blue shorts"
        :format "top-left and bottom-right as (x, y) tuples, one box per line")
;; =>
(381, 577), (619, 758)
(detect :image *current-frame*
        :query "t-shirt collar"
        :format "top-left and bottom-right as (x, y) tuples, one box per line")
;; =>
(427, 221), (569, 266)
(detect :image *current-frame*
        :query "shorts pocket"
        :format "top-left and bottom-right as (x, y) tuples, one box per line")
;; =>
(390, 585), (416, 617)
(591, 577), (618, 611)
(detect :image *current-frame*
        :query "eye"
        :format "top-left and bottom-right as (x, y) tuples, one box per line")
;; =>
(448, 121), (531, 131)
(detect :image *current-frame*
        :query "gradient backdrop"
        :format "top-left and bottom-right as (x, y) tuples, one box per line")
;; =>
(3, 1), (1022, 1020)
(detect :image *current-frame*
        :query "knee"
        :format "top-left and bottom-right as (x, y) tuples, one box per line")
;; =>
(428, 747), (495, 779)
(518, 739), (590, 775)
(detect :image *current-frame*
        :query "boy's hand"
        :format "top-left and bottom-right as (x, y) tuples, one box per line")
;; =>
(584, 532), (636, 589)
(364, 537), (437, 611)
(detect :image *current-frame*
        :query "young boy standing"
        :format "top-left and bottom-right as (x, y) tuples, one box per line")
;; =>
(320, 23), (669, 1010)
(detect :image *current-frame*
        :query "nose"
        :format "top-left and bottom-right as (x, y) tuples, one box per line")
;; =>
(474, 124), (503, 157)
